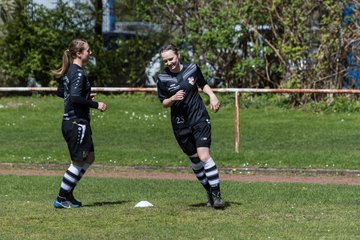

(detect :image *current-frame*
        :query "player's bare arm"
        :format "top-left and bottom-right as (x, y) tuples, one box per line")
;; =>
(162, 90), (186, 108)
(202, 84), (220, 113)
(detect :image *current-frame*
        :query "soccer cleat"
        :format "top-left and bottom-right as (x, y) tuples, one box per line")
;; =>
(206, 191), (214, 207)
(211, 192), (225, 209)
(53, 196), (81, 209)
(68, 192), (82, 207)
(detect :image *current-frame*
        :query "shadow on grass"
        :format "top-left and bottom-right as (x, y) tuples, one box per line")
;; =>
(83, 200), (130, 207)
(189, 201), (241, 208)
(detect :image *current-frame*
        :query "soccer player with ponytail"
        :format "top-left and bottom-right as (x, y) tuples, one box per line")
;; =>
(52, 39), (107, 208)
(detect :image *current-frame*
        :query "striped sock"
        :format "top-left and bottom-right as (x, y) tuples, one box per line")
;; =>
(190, 157), (211, 192)
(58, 164), (83, 198)
(69, 163), (90, 195)
(80, 163), (91, 176)
(203, 158), (220, 194)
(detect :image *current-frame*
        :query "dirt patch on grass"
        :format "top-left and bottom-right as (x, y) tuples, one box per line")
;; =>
(1, 163), (360, 185)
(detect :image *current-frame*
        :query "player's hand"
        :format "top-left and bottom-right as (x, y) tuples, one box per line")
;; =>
(209, 95), (220, 113)
(171, 90), (186, 101)
(90, 93), (97, 100)
(98, 102), (107, 112)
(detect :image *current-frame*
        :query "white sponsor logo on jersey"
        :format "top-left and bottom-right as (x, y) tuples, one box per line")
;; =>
(188, 76), (195, 85)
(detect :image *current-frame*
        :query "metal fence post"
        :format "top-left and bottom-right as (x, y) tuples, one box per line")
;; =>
(235, 91), (240, 153)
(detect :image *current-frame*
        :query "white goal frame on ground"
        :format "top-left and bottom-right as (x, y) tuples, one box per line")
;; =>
(2, 87), (360, 153)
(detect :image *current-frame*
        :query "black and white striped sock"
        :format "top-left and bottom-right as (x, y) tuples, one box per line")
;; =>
(58, 164), (83, 198)
(69, 163), (90, 195)
(80, 163), (91, 176)
(203, 158), (220, 195)
(190, 157), (211, 192)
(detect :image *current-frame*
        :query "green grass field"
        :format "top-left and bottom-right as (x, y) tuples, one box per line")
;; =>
(1, 93), (360, 169)
(2, 94), (360, 239)
(1, 174), (360, 239)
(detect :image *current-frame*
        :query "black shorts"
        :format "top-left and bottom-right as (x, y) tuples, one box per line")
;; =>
(62, 118), (94, 161)
(173, 120), (211, 156)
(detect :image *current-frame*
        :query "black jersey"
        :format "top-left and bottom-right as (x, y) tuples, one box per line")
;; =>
(57, 64), (98, 121)
(157, 63), (210, 130)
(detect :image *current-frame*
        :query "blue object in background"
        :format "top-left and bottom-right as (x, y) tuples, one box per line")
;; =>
(342, 2), (356, 26)
(102, 0), (115, 32)
(342, 2), (359, 88)
(345, 41), (360, 87)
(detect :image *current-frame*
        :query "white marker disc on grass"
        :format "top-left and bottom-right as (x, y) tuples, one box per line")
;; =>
(134, 200), (154, 208)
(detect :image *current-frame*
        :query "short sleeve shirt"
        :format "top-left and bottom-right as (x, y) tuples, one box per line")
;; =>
(157, 63), (210, 130)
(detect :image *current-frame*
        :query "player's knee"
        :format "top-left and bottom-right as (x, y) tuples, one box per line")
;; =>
(86, 152), (95, 164)
(72, 160), (84, 167)
(198, 153), (211, 162)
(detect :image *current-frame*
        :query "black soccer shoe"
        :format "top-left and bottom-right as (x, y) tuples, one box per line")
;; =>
(68, 192), (82, 207)
(211, 192), (225, 209)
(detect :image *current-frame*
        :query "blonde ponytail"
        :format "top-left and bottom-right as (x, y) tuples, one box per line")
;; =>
(52, 50), (71, 78)
(52, 39), (88, 78)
